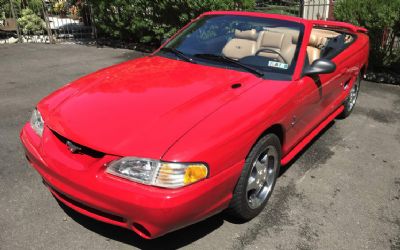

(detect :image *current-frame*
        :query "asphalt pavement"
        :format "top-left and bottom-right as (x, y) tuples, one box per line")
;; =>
(0, 43), (399, 250)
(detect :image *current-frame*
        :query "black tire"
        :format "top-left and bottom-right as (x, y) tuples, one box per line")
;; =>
(338, 73), (361, 119)
(227, 134), (281, 221)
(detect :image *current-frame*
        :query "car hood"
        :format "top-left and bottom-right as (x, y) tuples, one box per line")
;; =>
(40, 56), (263, 158)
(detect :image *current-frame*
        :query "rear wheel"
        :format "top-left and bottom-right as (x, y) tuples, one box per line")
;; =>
(338, 73), (361, 119)
(227, 134), (281, 221)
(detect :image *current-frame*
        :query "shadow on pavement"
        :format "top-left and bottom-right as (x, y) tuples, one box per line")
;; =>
(279, 120), (335, 176)
(57, 200), (224, 249)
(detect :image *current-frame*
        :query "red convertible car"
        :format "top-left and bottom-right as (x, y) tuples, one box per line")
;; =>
(21, 11), (369, 239)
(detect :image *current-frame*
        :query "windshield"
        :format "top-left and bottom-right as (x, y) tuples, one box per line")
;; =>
(159, 15), (304, 79)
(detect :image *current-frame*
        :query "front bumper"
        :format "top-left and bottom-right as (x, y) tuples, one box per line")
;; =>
(20, 123), (243, 239)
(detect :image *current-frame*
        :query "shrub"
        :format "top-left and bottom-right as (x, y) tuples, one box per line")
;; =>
(53, 0), (68, 15)
(17, 8), (45, 35)
(26, 0), (44, 12)
(0, 0), (14, 19)
(89, 0), (255, 45)
(334, 0), (400, 70)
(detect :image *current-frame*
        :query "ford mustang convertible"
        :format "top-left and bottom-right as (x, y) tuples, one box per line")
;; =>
(20, 11), (369, 239)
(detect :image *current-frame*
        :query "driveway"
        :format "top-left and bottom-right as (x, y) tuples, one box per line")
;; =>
(0, 44), (399, 250)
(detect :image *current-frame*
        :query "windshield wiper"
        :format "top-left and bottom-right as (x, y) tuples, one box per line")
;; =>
(194, 53), (264, 77)
(160, 47), (196, 64)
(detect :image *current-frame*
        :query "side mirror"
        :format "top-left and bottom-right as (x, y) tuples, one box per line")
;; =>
(303, 59), (336, 76)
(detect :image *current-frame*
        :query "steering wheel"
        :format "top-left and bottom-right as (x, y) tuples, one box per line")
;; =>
(255, 49), (287, 64)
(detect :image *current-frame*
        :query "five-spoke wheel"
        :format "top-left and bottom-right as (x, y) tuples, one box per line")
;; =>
(246, 146), (278, 209)
(227, 134), (281, 221)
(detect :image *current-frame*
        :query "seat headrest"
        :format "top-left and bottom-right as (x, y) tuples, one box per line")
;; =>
(259, 31), (292, 49)
(309, 33), (320, 47)
(309, 29), (340, 48)
(234, 29), (258, 41)
(309, 33), (328, 48)
(266, 27), (300, 44)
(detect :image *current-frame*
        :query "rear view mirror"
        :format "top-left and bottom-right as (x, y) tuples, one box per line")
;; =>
(304, 59), (336, 76)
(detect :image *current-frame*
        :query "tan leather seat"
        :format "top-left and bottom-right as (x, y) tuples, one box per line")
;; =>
(312, 29), (340, 40)
(222, 29), (258, 60)
(256, 31), (296, 65)
(266, 27), (300, 45)
(307, 28), (341, 64)
(307, 33), (322, 64)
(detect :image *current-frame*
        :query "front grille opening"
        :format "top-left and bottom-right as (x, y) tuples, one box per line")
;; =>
(45, 181), (125, 223)
(51, 130), (105, 158)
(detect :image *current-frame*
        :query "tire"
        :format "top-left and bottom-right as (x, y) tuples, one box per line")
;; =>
(338, 73), (361, 119)
(227, 134), (281, 221)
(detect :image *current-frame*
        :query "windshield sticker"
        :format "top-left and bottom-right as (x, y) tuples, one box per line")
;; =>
(268, 61), (289, 69)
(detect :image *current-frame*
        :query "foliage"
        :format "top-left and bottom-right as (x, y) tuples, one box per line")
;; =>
(50, 0), (88, 20)
(334, 0), (400, 69)
(0, 0), (41, 20)
(25, 0), (44, 12)
(88, 0), (255, 45)
(0, 0), (17, 19)
(69, 5), (79, 18)
(53, 0), (68, 15)
(0, 0), (9, 22)
(17, 8), (45, 35)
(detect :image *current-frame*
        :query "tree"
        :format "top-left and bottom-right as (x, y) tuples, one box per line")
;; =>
(334, 0), (400, 69)
(89, 0), (255, 45)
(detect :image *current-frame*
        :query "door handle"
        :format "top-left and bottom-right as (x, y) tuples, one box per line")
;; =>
(342, 78), (351, 90)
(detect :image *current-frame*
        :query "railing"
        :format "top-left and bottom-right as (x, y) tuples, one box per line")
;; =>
(255, 0), (334, 20)
(255, 0), (302, 17)
(0, 0), (95, 44)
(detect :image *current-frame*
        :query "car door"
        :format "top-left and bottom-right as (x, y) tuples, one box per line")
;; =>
(316, 61), (347, 115)
(317, 31), (358, 114)
(328, 40), (361, 110)
(284, 56), (322, 152)
(286, 50), (345, 150)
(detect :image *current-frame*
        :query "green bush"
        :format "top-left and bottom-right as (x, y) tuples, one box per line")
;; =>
(89, 0), (255, 45)
(334, 0), (400, 70)
(17, 8), (45, 35)
(26, 0), (45, 12)
(0, 0), (42, 21)
(0, 0), (14, 20)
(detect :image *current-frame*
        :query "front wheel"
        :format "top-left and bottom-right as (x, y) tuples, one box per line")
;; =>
(338, 73), (361, 119)
(227, 134), (281, 221)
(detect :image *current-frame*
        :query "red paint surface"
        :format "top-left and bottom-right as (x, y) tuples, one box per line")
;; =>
(20, 11), (369, 238)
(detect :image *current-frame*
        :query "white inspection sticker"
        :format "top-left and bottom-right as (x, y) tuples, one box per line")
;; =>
(268, 61), (289, 69)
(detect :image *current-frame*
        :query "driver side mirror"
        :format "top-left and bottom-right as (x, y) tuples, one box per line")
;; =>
(303, 59), (336, 76)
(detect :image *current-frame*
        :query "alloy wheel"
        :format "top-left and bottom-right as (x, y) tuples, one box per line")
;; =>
(246, 146), (279, 209)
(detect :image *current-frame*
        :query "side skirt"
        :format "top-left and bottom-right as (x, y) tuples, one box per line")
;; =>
(281, 105), (344, 165)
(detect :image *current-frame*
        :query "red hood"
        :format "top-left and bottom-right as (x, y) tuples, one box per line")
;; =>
(38, 56), (263, 158)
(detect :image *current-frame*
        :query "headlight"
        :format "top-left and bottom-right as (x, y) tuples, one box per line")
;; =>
(106, 157), (208, 188)
(30, 108), (44, 137)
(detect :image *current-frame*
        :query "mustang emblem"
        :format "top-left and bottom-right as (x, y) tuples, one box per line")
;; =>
(66, 141), (82, 153)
